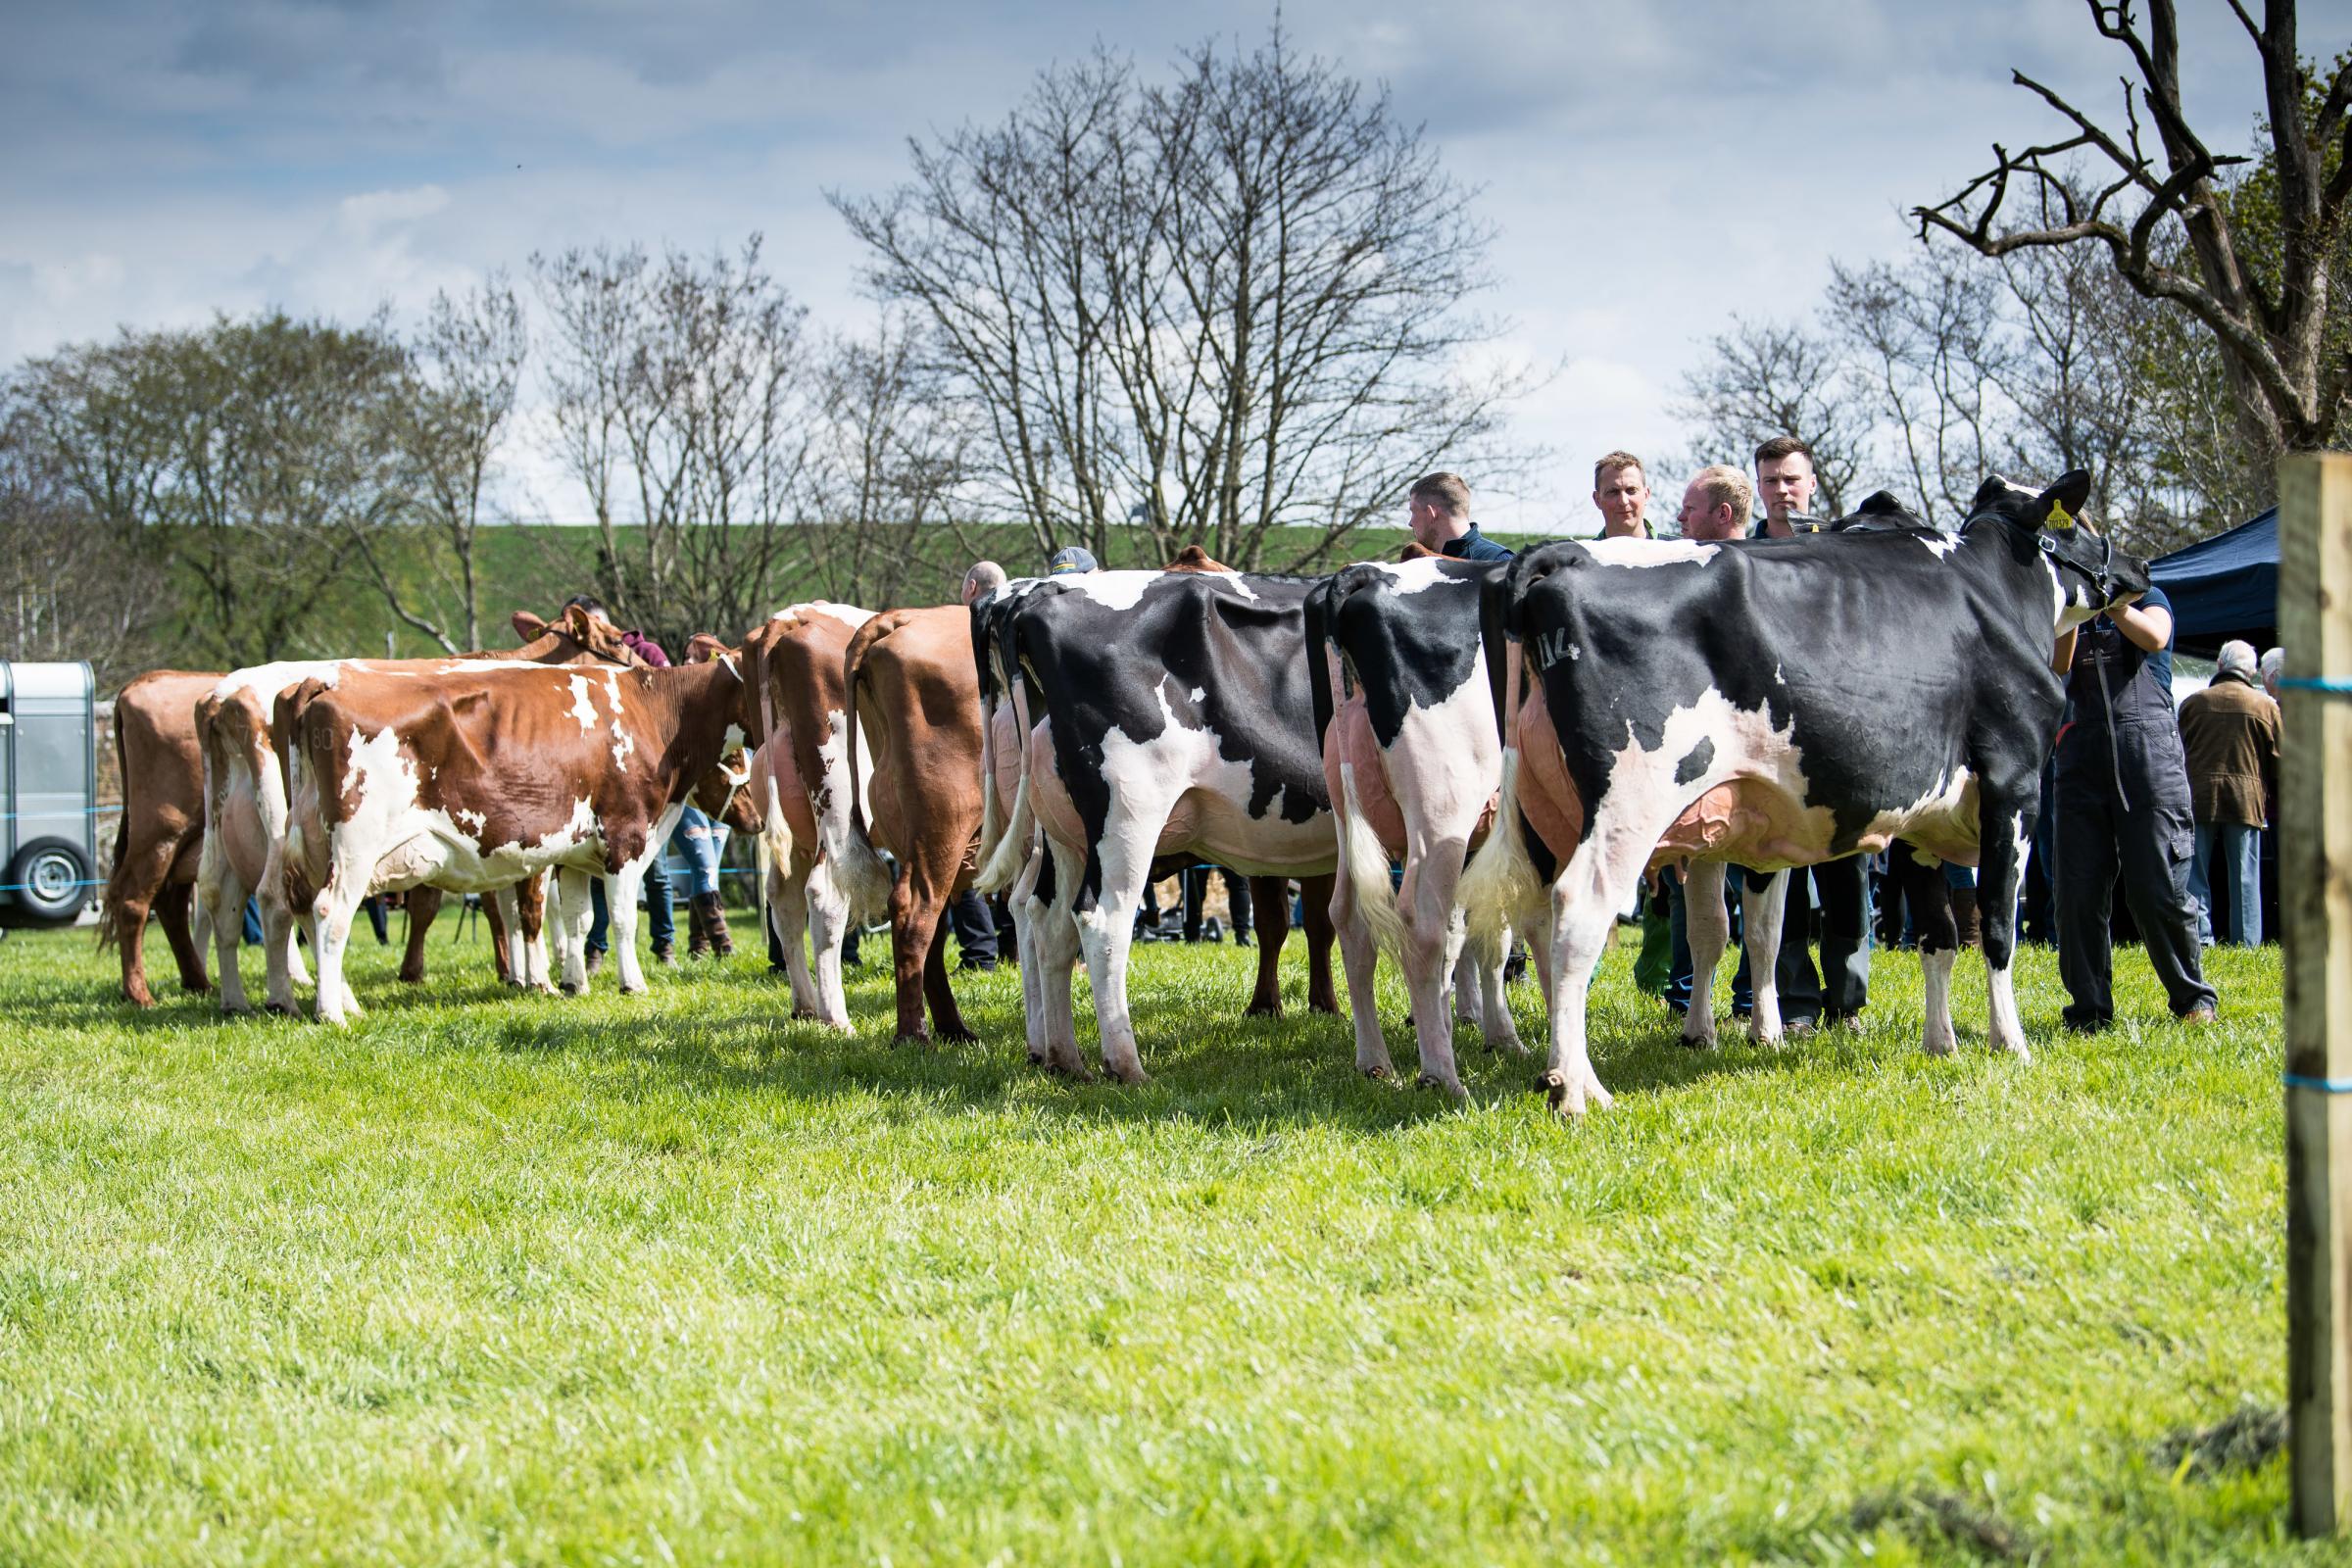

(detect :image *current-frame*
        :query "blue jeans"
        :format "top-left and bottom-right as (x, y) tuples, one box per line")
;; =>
(2188, 820), (2262, 946)
(670, 807), (724, 898)
(588, 861), (674, 955)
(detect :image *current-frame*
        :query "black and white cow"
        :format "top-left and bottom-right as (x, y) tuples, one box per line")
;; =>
(975, 569), (1343, 1083)
(1306, 557), (1525, 1098)
(1460, 471), (2149, 1115)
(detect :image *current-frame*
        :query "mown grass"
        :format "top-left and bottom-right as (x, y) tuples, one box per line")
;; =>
(0, 916), (2305, 1564)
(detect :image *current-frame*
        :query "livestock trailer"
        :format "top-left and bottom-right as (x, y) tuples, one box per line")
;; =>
(0, 662), (97, 927)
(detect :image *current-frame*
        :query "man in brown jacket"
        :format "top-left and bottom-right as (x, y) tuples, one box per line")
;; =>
(2179, 640), (2280, 946)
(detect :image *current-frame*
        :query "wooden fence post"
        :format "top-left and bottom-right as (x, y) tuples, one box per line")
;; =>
(2283, 451), (2352, 1537)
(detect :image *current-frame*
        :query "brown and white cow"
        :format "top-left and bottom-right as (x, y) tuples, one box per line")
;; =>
(192, 612), (643, 1013)
(832, 603), (988, 1044)
(737, 602), (876, 1028)
(99, 669), (222, 1005)
(275, 639), (750, 1023)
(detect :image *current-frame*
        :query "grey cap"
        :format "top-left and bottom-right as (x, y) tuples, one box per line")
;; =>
(1048, 546), (1099, 576)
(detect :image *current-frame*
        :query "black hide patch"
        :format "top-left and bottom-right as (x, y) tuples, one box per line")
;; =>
(1511, 525), (2069, 858)
(1009, 572), (1332, 909)
(1674, 738), (1715, 785)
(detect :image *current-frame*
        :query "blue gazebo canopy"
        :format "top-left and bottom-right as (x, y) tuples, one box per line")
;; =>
(2150, 507), (2277, 656)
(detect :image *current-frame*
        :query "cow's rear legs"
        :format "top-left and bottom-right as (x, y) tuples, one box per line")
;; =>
(1889, 842), (1961, 1054)
(1327, 856), (1395, 1080)
(157, 881), (211, 998)
(1071, 818), (1167, 1085)
(554, 869), (595, 994)
(1679, 861), (1731, 1049)
(1535, 878), (1617, 1117)
(1977, 800), (2034, 1061)
(1030, 842), (1088, 1079)
(1740, 870), (1790, 1045)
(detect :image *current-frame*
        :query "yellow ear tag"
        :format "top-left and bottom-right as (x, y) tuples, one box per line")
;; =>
(2046, 500), (2076, 529)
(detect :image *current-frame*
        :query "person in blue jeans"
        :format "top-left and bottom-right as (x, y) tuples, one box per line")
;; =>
(2178, 639), (2278, 946)
(672, 805), (732, 958)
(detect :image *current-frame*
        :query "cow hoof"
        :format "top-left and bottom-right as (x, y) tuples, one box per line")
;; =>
(124, 990), (156, 1009)
(893, 1031), (934, 1050)
(1106, 1061), (1150, 1087)
(620, 982), (648, 997)
(1679, 1030), (1716, 1052)
(263, 1001), (293, 1017)
(398, 970), (426, 985)
(941, 1025), (980, 1046)
(1244, 1001), (1283, 1018)
(1535, 1069), (1612, 1117)
(1921, 1031), (1956, 1057)
(1486, 1036), (1529, 1057)
(1414, 1071), (1468, 1102)
(1308, 998), (1342, 1016)
(1359, 1061), (1394, 1081)
(559, 981), (583, 997)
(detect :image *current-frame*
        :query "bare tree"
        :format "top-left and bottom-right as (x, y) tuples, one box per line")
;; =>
(1671, 317), (1869, 515)
(834, 52), (1134, 566)
(801, 315), (984, 608)
(834, 27), (1531, 572)
(533, 238), (819, 648)
(362, 276), (527, 654)
(1915, 0), (2350, 465)
(1824, 254), (2005, 520)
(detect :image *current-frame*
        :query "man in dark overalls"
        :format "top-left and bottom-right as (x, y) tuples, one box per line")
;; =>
(2053, 576), (2218, 1029)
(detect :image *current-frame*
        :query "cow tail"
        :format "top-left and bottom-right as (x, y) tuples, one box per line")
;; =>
(973, 617), (1036, 897)
(191, 696), (231, 932)
(1337, 762), (1403, 961)
(973, 602), (1006, 872)
(94, 701), (135, 953)
(1460, 750), (1540, 966)
(829, 613), (897, 924)
(1304, 579), (1337, 753)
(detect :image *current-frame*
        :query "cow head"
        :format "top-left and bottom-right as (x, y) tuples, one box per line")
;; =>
(682, 630), (758, 746)
(1965, 470), (2151, 623)
(523, 605), (644, 666)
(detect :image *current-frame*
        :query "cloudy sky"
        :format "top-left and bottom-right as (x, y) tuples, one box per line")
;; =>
(0, 0), (2299, 531)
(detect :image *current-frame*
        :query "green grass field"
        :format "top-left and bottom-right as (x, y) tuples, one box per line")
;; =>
(0, 918), (2309, 1564)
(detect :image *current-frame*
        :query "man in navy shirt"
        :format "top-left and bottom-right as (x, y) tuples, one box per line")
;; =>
(1406, 472), (1513, 562)
(2053, 574), (2218, 1028)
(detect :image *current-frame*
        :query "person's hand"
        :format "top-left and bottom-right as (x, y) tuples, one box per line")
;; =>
(2112, 591), (2143, 609)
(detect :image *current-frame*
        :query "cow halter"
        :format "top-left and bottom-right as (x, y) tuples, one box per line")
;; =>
(1959, 509), (2117, 605)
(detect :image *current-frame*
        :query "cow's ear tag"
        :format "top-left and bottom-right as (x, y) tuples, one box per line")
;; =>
(2045, 499), (2076, 529)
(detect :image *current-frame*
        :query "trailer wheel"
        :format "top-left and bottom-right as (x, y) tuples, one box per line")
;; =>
(5, 838), (90, 926)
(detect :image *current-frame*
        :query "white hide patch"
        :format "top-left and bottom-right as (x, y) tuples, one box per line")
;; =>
(567, 675), (598, 733)
(1373, 558), (1479, 597)
(1916, 533), (1962, 561)
(1858, 768), (1979, 859)
(213, 660), (346, 704)
(1580, 538), (1722, 568)
(1056, 571), (1167, 612)
(1089, 679), (1335, 877)
(779, 601), (877, 632)
(1587, 686), (1827, 873)
(335, 724), (608, 896)
(602, 668), (637, 768)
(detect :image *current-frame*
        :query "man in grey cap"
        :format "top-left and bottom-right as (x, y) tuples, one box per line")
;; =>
(1049, 546), (1099, 575)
